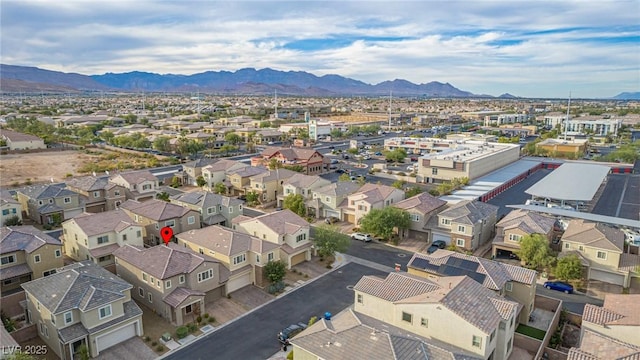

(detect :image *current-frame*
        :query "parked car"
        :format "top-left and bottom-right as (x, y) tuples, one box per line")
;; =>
(374, 152), (383, 156)
(410, 156), (418, 162)
(351, 233), (373, 242)
(278, 322), (308, 345)
(427, 240), (447, 254)
(325, 216), (339, 224)
(543, 281), (574, 294)
(406, 165), (415, 171)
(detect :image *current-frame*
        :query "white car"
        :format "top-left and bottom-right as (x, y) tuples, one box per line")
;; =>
(350, 233), (373, 242)
(406, 165), (415, 171)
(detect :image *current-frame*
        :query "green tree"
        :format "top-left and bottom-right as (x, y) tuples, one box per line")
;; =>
(405, 187), (423, 198)
(516, 234), (555, 270)
(360, 207), (410, 240)
(219, 144), (236, 156)
(224, 132), (242, 145)
(196, 176), (207, 187)
(338, 173), (351, 182)
(268, 158), (282, 170)
(245, 190), (259, 205)
(391, 180), (406, 190)
(283, 194), (306, 217)
(213, 182), (227, 195)
(554, 254), (583, 281)
(264, 260), (287, 284)
(153, 136), (171, 152)
(3, 215), (22, 226)
(312, 224), (350, 259)
(156, 192), (170, 201)
(347, 148), (359, 156)
(9, 352), (38, 360)
(384, 148), (407, 164)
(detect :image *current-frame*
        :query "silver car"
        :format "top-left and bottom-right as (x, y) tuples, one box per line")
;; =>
(350, 233), (373, 242)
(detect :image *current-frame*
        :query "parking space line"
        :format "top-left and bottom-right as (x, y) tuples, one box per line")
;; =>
(615, 175), (630, 217)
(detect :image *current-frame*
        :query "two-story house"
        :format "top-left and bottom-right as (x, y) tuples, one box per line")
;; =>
(1, 190), (22, 226)
(170, 191), (243, 227)
(61, 210), (144, 271)
(341, 183), (405, 225)
(492, 209), (558, 259)
(278, 173), (331, 217)
(560, 219), (633, 287)
(310, 182), (362, 220)
(392, 192), (447, 242)
(202, 159), (249, 191)
(407, 250), (537, 324)
(66, 175), (127, 213)
(21, 261), (144, 359)
(182, 158), (219, 186)
(248, 168), (298, 205)
(233, 209), (311, 269)
(251, 147), (329, 175)
(1, 226), (63, 295)
(226, 166), (269, 197)
(16, 184), (85, 225)
(109, 170), (159, 201)
(349, 272), (519, 360)
(426, 200), (498, 252)
(118, 199), (201, 246)
(175, 225), (280, 293)
(113, 243), (229, 326)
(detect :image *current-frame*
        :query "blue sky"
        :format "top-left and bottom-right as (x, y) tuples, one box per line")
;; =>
(2, 0), (639, 98)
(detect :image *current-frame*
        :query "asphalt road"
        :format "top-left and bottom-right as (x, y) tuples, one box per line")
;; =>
(536, 284), (603, 314)
(487, 168), (552, 218)
(346, 238), (414, 272)
(163, 262), (386, 360)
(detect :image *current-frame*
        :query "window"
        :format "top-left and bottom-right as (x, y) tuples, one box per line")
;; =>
(98, 255), (111, 262)
(43, 269), (56, 276)
(142, 184), (152, 191)
(155, 224), (159, 230)
(505, 282), (513, 292)
(55, 249), (61, 258)
(233, 254), (246, 265)
(64, 311), (73, 325)
(256, 254), (260, 263)
(472, 335), (482, 348)
(36, 301), (41, 311)
(50, 314), (56, 324)
(198, 269), (214, 282)
(508, 234), (523, 242)
(296, 233), (307, 242)
(1, 255), (15, 265)
(597, 251), (607, 260)
(148, 293), (153, 303)
(179, 275), (185, 284)
(165, 280), (171, 289)
(142, 273), (148, 281)
(122, 234), (127, 241)
(579, 245), (584, 251)
(1, 209), (8, 215)
(431, 168), (438, 175)
(150, 276), (155, 284)
(440, 218), (450, 225)
(114, 190), (121, 196)
(401, 312), (412, 323)
(156, 280), (161, 288)
(139, 287), (144, 297)
(456, 238), (465, 246)
(165, 220), (175, 227)
(410, 214), (420, 222)
(268, 253), (274, 262)
(185, 304), (193, 314)
(93, 191), (100, 198)
(499, 322), (506, 330)
(38, 200), (43, 206)
(490, 329), (496, 342)
(39, 321), (48, 337)
(457, 225), (466, 232)
(421, 318), (428, 328)
(564, 242), (570, 249)
(64, 197), (71, 204)
(229, 207), (233, 214)
(134, 215), (139, 222)
(357, 294), (363, 304)
(34, 254), (41, 263)
(188, 216), (195, 225)
(98, 305), (112, 319)
(97, 235), (109, 244)
(199, 248), (204, 255)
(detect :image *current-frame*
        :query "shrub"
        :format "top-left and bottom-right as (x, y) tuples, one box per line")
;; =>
(287, 350), (294, 360)
(66, 173), (73, 178)
(196, 315), (202, 324)
(208, 317), (215, 323)
(156, 345), (164, 352)
(176, 326), (188, 339)
(188, 323), (197, 332)
(203, 313), (209, 319)
(151, 341), (157, 346)
(144, 336), (150, 342)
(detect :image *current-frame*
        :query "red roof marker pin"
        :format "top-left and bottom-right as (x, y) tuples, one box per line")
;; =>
(160, 226), (173, 246)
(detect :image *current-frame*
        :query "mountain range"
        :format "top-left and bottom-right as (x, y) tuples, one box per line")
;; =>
(0, 64), (638, 99)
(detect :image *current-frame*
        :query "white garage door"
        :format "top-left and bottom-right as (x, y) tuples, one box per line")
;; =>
(432, 233), (451, 245)
(226, 271), (252, 293)
(325, 209), (340, 218)
(96, 322), (137, 354)
(590, 268), (625, 286)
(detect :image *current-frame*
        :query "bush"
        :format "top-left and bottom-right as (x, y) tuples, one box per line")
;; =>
(176, 326), (188, 339)
(196, 315), (202, 324)
(144, 336), (150, 342)
(151, 341), (157, 346)
(188, 323), (197, 332)
(208, 317), (215, 323)
(156, 345), (164, 352)
(203, 313), (209, 319)
(287, 350), (294, 360)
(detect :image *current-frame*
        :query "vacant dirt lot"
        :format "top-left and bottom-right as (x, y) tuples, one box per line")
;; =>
(0, 150), (101, 187)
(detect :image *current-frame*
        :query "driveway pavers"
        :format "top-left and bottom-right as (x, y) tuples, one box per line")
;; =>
(93, 337), (156, 360)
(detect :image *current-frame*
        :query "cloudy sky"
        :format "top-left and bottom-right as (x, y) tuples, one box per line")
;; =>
(2, 0), (638, 98)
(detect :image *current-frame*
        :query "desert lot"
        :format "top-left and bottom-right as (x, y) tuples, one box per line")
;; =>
(0, 150), (101, 186)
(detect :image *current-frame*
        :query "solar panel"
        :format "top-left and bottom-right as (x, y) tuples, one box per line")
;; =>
(437, 264), (486, 285)
(410, 257), (430, 269)
(445, 257), (479, 271)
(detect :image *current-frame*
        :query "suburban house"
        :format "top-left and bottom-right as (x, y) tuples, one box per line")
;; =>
(340, 183), (405, 225)
(250, 146), (329, 175)
(560, 219), (635, 287)
(170, 191), (243, 227)
(291, 308), (483, 360)
(1, 190), (22, 226)
(108, 170), (159, 202)
(118, 199), (201, 246)
(492, 209), (559, 259)
(248, 168), (298, 204)
(21, 261), (144, 359)
(16, 184), (85, 225)
(66, 175), (127, 213)
(392, 192), (447, 242)
(201, 159), (249, 191)
(349, 272), (519, 360)
(310, 182), (362, 220)
(175, 225), (280, 293)
(1, 226), (64, 295)
(113, 243), (229, 326)
(0, 129), (46, 150)
(407, 250), (537, 324)
(182, 158), (219, 186)
(61, 209), (144, 271)
(278, 173), (331, 217)
(425, 200), (498, 252)
(226, 166), (269, 196)
(232, 209), (312, 269)
(569, 294), (640, 359)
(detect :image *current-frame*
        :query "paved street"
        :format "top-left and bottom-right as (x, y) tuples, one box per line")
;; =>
(162, 262), (386, 360)
(536, 284), (603, 314)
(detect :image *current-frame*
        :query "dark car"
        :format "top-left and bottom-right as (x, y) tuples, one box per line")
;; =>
(278, 322), (308, 344)
(426, 240), (447, 254)
(544, 281), (574, 294)
(324, 216), (339, 224)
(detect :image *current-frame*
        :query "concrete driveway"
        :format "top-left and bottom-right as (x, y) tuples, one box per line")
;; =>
(94, 337), (156, 360)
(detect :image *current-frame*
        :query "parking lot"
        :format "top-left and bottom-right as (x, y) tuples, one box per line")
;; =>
(592, 173), (640, 220)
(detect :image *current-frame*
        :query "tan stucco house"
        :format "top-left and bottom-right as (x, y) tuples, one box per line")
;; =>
(340, 183), (405, 225)
(392, 192), (447, 242)
(16, 184), (85, 225)
(426, 200), (498, 252)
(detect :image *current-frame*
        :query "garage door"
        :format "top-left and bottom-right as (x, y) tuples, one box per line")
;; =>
(590, 268), (625, 286)
(325, 210), (340, 218)
(96, 322), (137, 354)
(227, 270), (252, 293)
(291, 252), (307, 266)
(344, 213), (355, 223)
(432, 233), (451, 245)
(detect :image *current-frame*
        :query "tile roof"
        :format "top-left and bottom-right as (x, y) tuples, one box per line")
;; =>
(350, 183), (401, 205)
(438, 200), (498, 225)
(110, 169), (158, 185)
(0, 129), (42, 142)
(88, 243), (121, 258)
(237, 209), (309, 235)
(1, 225), (62, 254)
(64, 209), (138, 237)
(283, 173), (328, 189)
(66, 175), (110, 192)
(0, 263), (32, 281)
(228, 166), (269, 177)
(496, 209), (556, 234)
(250, 168), (298, 183)
(170, 191), (242, 209)
(562, 220), (625, 252)
(393, 192), (447, 214)
(260, 146), (320, 161)
(21, 261), (131, 314)
(18, 183), (77, 200)
(568, 328), (640, 360)
(119, 199), (192, 221)
(202, 159), (248, 172)
(0, 189), (19, 205)
(163, 287), (206, 308)
(582, 295), (640, 327)
(312, 182), (362, 197)
(113, 243), (228, 282)
(176, 225), (265, 256)
(619, 254), (640, 272)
